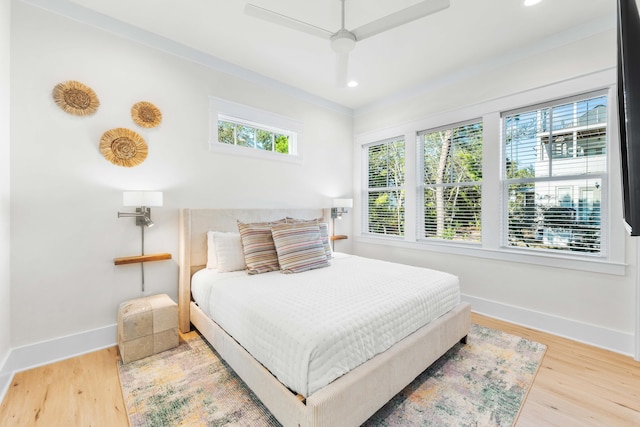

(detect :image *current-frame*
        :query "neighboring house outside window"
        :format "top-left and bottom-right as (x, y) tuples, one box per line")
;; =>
(364, 137), (405, 237)
(418, 121), (483, 243)
(503, 92), (607, 255)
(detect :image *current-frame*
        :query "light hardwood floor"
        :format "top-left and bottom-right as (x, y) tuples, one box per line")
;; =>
(1, 313), (639, 426)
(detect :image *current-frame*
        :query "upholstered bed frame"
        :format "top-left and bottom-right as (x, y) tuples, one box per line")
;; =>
(178, 208), (471, 427)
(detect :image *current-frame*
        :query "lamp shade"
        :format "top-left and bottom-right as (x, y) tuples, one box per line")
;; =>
(123, 191), (163, 207)
(332, 198), (353, 208)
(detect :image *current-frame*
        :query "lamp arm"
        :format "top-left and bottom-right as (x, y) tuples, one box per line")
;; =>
(118, 205), (152, 218)
(117, 212), (146, 218)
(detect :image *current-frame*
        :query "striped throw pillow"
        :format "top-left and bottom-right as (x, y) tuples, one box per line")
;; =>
(237, 221), (281, 274)
(285, 217), (332, 259)
(271, 222), (330, 274)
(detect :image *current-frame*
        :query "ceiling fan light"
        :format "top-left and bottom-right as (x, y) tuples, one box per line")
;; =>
(524, 0), (542, 6)
(347, 80), (358, 88)
(331, 30), (356, 54)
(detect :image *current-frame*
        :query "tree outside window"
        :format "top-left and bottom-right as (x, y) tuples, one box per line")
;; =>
(365, 138), (405, 236)
(419, 121), (483, 242)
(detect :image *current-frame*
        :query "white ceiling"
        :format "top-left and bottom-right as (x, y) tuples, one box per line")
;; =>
(28, 0), (616, 112)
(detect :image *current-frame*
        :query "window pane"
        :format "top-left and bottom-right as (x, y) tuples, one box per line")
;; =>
(275, 134), (289, 153)
(505, 95), (607, 179)
(423, 184), (481, 241)
(218, 121), (235, 145)
(365, 138), (405, 237)
(367, 190), (405, 236)
(420, 121), (482, 242)
(256, 129), (273, 151)
(368, 144), (387, 188)
(507, 179), (601, 253)
(368, 139), (405, 188)
(236, 125), (255, 147)
(504, 110), (547, 179)
(503, 93), (606, 255)
(423, 124), (482, 184)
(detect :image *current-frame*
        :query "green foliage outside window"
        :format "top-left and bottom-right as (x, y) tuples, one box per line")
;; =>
(366, 139), (405, 236)
(218, 120), (289, 154)
(421, 122), (483, 242)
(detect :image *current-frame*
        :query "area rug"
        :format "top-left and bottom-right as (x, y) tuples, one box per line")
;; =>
(117, 324), (546, 426)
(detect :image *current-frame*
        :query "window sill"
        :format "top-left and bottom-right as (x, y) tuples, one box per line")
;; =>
(354, 235), (626, 276)
(209, 141), (303, 164)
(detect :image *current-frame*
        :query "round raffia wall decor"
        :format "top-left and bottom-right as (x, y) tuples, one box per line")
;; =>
(52, 80), (100, 116)
(131, 101), (162, 128)
(99, 128), (148, 168)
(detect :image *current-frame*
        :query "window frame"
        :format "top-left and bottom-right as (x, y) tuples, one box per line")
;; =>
(417, 118), (484, 245)
(362, 136), (407, 239)
(500, 90), (609, 257)
(209, 97), (303, 163)
(354, 70), (625, 275)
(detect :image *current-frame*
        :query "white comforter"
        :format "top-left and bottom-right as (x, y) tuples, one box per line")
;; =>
(191, 253), (460, 397)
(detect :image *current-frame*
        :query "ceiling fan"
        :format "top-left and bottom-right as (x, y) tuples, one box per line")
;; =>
(245, 0), (450, 87)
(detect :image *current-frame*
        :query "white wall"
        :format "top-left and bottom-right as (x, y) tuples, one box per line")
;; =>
(9, 2), (353, 348)
(352, 28), (638, 355)
(0, 0), (12, 394)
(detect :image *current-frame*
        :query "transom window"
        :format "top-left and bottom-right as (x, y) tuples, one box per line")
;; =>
(218, 115), (293, 155)
(502, 91), (607, 254)
(209, 97), (302, 162)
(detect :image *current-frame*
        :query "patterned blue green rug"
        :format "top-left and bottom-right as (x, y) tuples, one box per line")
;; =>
(117, 324), (546, 426)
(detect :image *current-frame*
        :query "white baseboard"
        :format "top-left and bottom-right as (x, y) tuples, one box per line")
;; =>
(0, 324), (117, 403)
(0, 349), (11, 406)
(463, 294), (636, 357)
(0, 371), (11, 406)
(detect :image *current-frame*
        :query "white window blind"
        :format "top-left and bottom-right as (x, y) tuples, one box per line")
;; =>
(503, 91), (607, 254)
(364, 137), (405, 236)
(418, 120), (483, 242)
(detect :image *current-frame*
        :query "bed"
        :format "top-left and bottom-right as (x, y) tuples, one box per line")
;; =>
(178, 208), (471, 427)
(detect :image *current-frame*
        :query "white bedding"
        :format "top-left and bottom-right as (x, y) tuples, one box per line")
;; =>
(191, 253), (460, 397)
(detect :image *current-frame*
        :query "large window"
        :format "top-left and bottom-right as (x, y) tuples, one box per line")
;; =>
(364, 137), (405, 237)
(358, 78), (622, 274)
(503, 92), (607, 254)
(418, 121), (483, 242)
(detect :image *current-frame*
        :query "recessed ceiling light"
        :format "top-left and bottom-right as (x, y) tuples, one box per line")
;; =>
(524, 0), (542, 6)
(347, 81), (359, 88)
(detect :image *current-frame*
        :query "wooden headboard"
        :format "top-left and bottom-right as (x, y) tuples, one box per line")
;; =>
(178, 208), (328, 332)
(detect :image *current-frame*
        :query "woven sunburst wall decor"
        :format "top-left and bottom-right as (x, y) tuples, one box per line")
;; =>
(52, 80), (100, 116)
(131, 101), (162, 128)
(99, 128), (148, 167)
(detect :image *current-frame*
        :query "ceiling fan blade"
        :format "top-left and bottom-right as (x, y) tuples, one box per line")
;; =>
(352, 0), (450, 41)
(336, 52), (349, 87)
(245, 4), (333, 40)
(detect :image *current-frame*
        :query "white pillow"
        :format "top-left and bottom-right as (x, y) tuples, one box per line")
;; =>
(208, 231), (246, 272)
(206, 230), (218, 269)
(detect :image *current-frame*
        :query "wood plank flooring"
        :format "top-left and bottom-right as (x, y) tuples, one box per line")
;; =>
(0, 313), (638, 426)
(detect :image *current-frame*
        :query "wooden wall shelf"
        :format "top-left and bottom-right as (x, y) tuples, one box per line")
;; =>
(114, 253), (172, 265)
